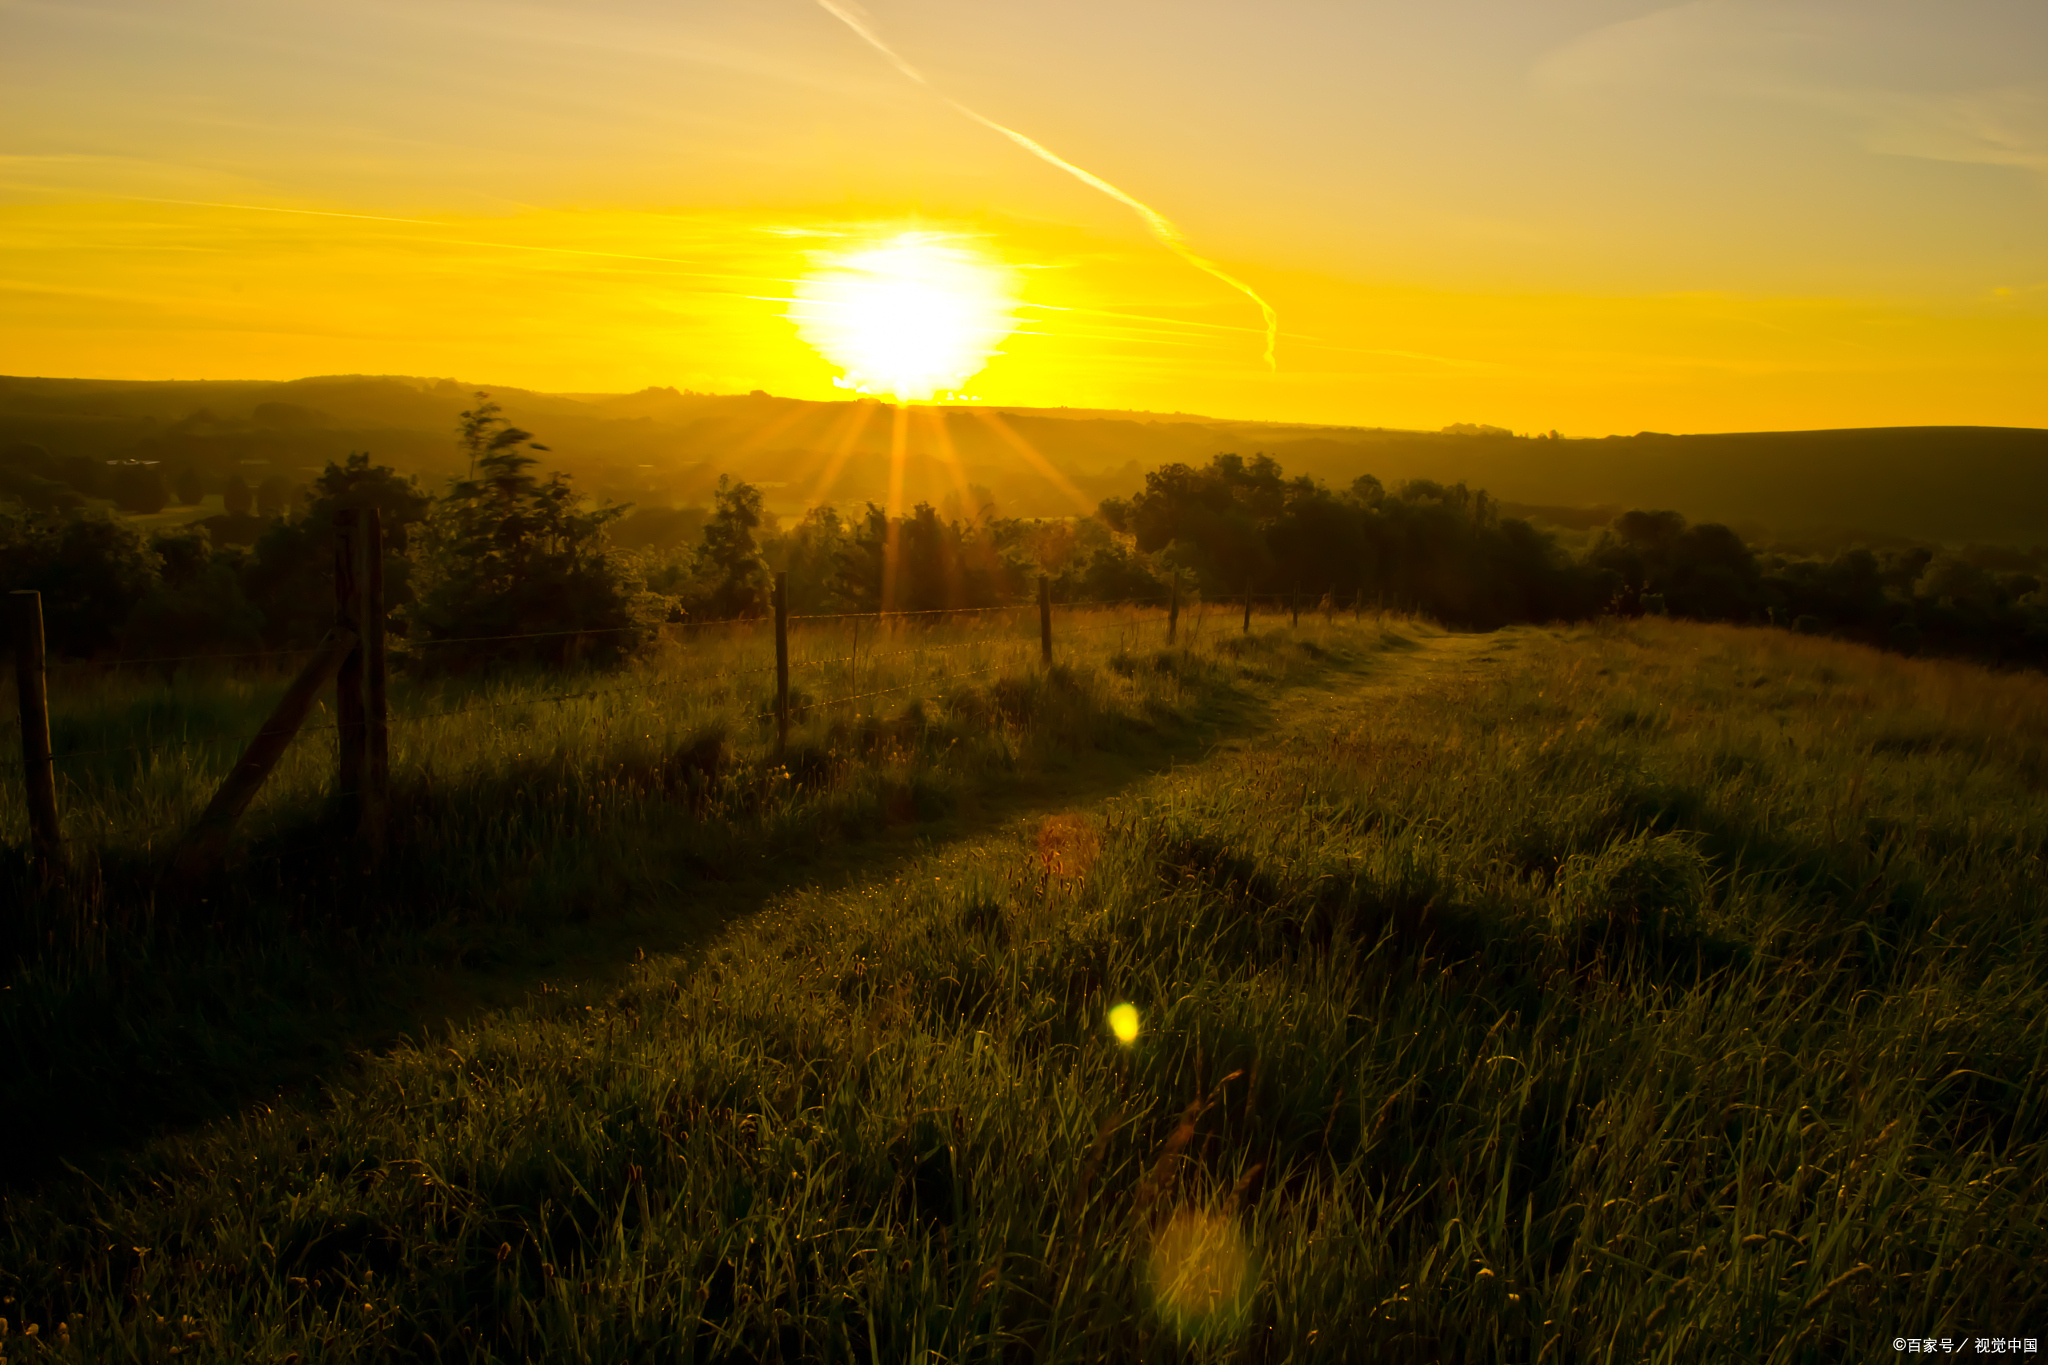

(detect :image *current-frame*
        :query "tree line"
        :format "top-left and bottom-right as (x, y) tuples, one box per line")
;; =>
(3, 406), (2045, 672)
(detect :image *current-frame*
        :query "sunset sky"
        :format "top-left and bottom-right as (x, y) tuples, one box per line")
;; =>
(3, 0), (2045, 434)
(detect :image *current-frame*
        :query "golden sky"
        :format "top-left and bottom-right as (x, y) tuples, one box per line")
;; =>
(3, 0), (2045, 435)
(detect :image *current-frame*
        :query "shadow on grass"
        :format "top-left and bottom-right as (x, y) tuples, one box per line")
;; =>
(0, 653), (1313, 1190)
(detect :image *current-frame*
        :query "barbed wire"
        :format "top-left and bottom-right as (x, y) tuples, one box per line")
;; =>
(751, 647), (1035, 721)
(786, 603), (1029, 622)
(13, 597), (1181, 675)
(1, 602), (1189, 772)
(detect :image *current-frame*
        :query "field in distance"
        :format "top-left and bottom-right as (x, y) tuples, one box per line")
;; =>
(4, 372), (2045, 544)
(3, 613), (2042, 1361)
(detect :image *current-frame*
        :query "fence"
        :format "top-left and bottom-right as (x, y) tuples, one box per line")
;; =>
(9, 524), (1383, 880)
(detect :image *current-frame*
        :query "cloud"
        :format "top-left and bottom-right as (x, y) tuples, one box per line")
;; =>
(1535, 0), (2048, 174)
(1831, 86), (2048, 174)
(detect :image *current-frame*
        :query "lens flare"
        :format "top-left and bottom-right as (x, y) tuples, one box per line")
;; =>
(1145, 1208), (1256, 1341)
(789, 231), (1019, 402)
(1108, 1002), (1141, 1044)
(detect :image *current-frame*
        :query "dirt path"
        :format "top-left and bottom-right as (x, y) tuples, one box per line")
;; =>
(489, 625), (1519, 1004)
(1207, 625), (1518, 757)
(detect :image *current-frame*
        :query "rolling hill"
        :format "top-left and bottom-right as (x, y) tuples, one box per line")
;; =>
(2, 373), (2043, 546)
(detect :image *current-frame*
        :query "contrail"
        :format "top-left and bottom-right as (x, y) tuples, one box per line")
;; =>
(815, 0), (1279, 370)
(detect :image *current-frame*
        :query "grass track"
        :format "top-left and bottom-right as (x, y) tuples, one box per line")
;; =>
(3, 617), (2045, 1361)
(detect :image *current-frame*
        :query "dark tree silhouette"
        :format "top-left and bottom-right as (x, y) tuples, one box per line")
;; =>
(411, 397), (659, 671)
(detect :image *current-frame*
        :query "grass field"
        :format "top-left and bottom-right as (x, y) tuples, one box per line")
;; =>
(2, 613), (2044, 1361)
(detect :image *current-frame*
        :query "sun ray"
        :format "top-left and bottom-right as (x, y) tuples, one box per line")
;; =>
(726, 398), (825, 467)
(881, 402), (912, 612)
(969, 409), (1098, 516)
(785, 397), (873, 497)
(923, 405), (977, 514)
(804, 398), (880, 510)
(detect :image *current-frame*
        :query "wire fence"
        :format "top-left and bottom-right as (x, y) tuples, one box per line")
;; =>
(2, 591), (1300, 776)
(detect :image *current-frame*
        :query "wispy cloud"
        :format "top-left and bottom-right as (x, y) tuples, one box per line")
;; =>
(1535, 0), (2048, 175)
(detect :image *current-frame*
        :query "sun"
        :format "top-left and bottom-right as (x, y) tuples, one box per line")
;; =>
(789, 231), (1019, 402)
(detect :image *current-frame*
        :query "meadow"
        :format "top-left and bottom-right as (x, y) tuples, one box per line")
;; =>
(2, 611), (2044, 1362)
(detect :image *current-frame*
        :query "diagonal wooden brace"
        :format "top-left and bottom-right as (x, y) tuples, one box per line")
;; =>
(175, 626), (357, 876)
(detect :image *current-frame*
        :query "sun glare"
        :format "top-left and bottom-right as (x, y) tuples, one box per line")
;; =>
(789, 231), (1019, 402)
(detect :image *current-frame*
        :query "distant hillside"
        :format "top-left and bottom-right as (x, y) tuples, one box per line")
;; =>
(2, 373), (2043, 545)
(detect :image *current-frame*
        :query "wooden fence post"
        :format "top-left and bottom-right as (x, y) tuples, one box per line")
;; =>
(1167, 571), (1180, 645)
(177, 628), (358, 875)
(334, 509), (365, 825)
(10, 591), (63, 878)
(360, 508), (387, 862)
(1243, 578), (1253, 635)
(1039, 575), (1053, 666)
(774, 572), (790, 755)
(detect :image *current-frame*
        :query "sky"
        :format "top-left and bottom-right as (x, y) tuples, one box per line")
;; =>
(2, 0), (2045, 434)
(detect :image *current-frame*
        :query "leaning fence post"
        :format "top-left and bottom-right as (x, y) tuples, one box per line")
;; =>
(1167, 571), (1180, 645)
(334, 509), (366, 824)
(1039, 575), (1053, 666)
(360, 508), (387, 862)
(1243, 578), (1253, 635)
(774, 572), (790, 755)
(10, 590), (63, 878)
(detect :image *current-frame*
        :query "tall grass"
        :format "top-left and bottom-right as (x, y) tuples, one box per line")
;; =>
(2, 616), (2042, 1361)
(0, 602), (1378, 1175)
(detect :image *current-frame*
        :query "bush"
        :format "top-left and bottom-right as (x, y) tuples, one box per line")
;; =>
(117, 559), (265, 662)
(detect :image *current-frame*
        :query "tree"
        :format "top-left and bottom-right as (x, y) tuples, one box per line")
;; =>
(223, 473), (254, 516)
(690, 475), (772, 619)
(110, 462), (169, 514)
(771, 505), (851, 614)
(150, 527), (212, 588)
(410, 397), (660, 670)
(119, 554), (264, 663)
(0, 510), (160, 656)
(0, 445), (86, 513)
(1101, 454), (1280, 595)
(241, 453), (434, 648)
(173, 465), (206, 506)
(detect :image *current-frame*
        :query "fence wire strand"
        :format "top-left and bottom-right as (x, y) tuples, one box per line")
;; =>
(5, 602), (1184, 773)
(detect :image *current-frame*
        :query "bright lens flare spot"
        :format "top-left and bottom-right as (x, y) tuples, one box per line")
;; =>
(1145, 1208), (1256, 1341)
(790, 232), (1019, 402)
(1108, 1002), (1141, 1045)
